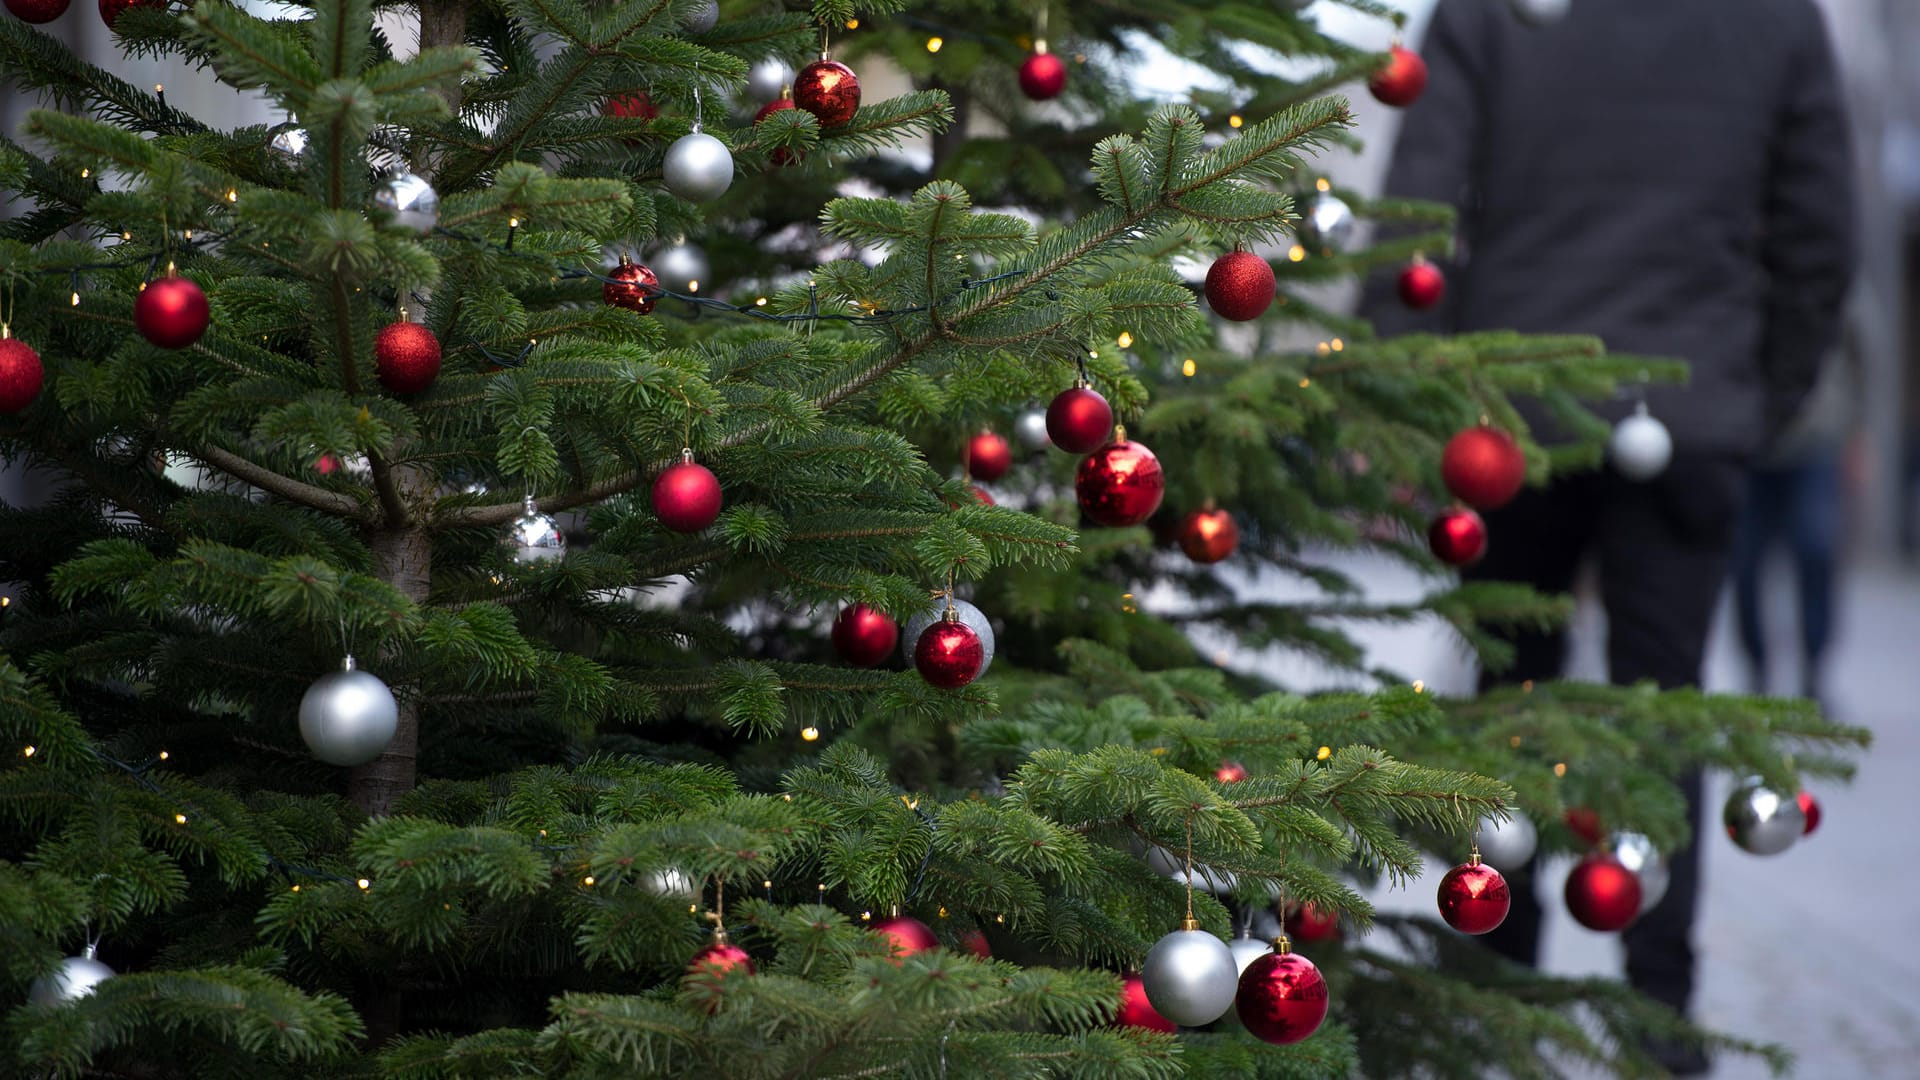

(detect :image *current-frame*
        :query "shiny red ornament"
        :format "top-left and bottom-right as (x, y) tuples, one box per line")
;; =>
(1179, 507), (1239, 563)
(6, 0), (69, 24)
(1369, 45), (1428, 107)
(1797, 790), (1821, 836)
(374, 320), (442, 394)
(603, 256), (660, 314)
(134, 275), (209, 350)
(1204, 250), (1275, 322)
(914, 616), (985, 689)
(1564, 806), (1605, 846)
(1018, 50), (1068, 101)
(961, 928), (991, 958)
(1236, 949), (1329, 1045)
(1116, 974), (1177, 1033)
(793, 59), (860, 127)
(602, 90), (658, 121)
(1442, 426), (1526, 509)
(754, 96), (801, 165)
(687, 939), (755, 977)
(964, 431), (1012, 481)
(652, 454), (723, 533)
(1427, 507), (1487, 567)
(1284, 903), (1340, 944)
(1214, 760), (1247, 784)
(1045, 384), (1112, 454)
(0, 335), (45, 413)
(1436, 859), (1511, 935)
(831, 603), (898, 668)
(1397, 259), (1446, 310)
(1075, 436), (1165, 527)
(1564, 852), (1643, 932)
(98, 0), (160, 29)
(872, 914), (939, 959)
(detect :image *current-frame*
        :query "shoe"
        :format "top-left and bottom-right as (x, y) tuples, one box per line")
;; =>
(1641, 1035), (1710, 1077)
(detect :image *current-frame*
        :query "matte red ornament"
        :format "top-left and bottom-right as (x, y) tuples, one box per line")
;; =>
(1436, 858), (1511, 935)
(687, 939), (755, 977)
(1564, 806), (1605, 847)
(603, 256), (660, 314)
(1427, 507), (1486, 567)
(602, 90), (658, 121)
(1441, 425), (1526, 509)
(1075, 435), (1165, 527)
(1564, 852), (1643, 932)
(374, 320), (442, 394)
(1284, 903), (1340, 944)
(1179, 507), (1239, 564)
(6, 0), (69, 24)
(1204, 250), (1276, 322)
(1397, 258), (1446, 310)
(1369, 45), (1428, 107)
(1045, 384), (1112, 454)
(1214, 760), (1247, 784)
(1236, 949), (1329, 1045)
(872, 914), (939, 959)
(134, 275), (209, 349)
(961, 928), (991, 958)
(964, 431), (1012, 481)
(652, 452), (723, 533)
(831, 603), (898, 668)
(968, 484), (995, 507)
(0, 334), (45, 414)
(1797, 790), (1821, 836)
(793, 59), (860, 127)
(754, 96), (801, 165)
(1116, 974), (1177, 1033)
(98, 0), (161, 28)
(914, 615), (985, 689)
(1018, 50), (1068, 101)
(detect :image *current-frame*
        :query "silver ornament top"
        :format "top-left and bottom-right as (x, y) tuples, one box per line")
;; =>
(1609, 831), (1669, 913)
(1140, 926), (1240, 1027)
(1723, 780), (1805, 856)
(681, 0), (718, 33)
(298, 662), (400, 767)
(372, 171), (440, 233)
(1608, 401), (1672, 482)
(268, 126), (309, 164)
(508, 495), (567, 563)
(1299, 192), (1355, 255)
(1013, 409), (1051, 451)
(27, 948), (115, 1006)
(747, 56), (796, 104)
(650, 239), (711, 295)
(662, 131), (735, 203)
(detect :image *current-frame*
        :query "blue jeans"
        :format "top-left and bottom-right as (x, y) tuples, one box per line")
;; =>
(1730, 457), (1842, 694)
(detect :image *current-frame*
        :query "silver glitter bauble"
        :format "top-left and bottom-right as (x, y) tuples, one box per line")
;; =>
(1723, 780), (1805, 856)
(1510, 0), (1572, 26)
(28, 946), (114, 1006)
(681, 0), (718, 33)
(372, 171), (440, 233)
(1298, 191), (1355, 255)
(1610, 832), (1668, 913)
(746, 56), (795, 104)
(1140, 926), (1240, 1027)
(1229, 934), (1273, 976)
(663, 131), (734, 203)
(1476, 811), (1538, 870)
(651, 239), (711, 296)
(268, 125), (309, 164)
(901, 598), (994, 676)
(299, 656), (399, 767)
(507, 496), (566, 563)
(1145, 845), (1236, 895)
(1014, 409), (1051, 451)
(1609, 401), (1672, 482)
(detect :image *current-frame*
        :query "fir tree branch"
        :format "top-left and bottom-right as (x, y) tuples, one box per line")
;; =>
(194, 445), (374, 521)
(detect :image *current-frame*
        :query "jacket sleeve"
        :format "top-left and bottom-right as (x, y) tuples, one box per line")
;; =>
(1757, 3), (1855, 440)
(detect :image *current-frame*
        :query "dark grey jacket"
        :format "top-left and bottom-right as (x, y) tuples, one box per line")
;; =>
(1362, 0), (1855, 457)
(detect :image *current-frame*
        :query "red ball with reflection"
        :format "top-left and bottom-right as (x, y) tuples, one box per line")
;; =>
(1797, 790), (1821, 836)
(1046, 385), (1112, 454)
(1284, 903), (1340, 944)
(964, 431), (1012, 481)
(1442, 425), (1526, 509)
(134, 275), (210, 349)
(374, 321), (442, 394)
(753, 97), (801, 165)
(793, 59), (860, 126)
(1018, 51), (1068, 100)
(831, 603), (898, 668)
(0, 337), (45, 414)
(872, 914), (939, 959)
(1076, 438), (1165, 527)
(1214, 760), (1247, 784)
(1564, 852), (1643, 932)
(652, 457), (723, 533)
(914, 618), (985, 689)
(1116, 974), (1177, 1033)
(1237, 950), (1330, 1045)
(7, 0), (69, 24)
(961, 928), (991, 958)
(603, 257), (659, 314)
(1204, 250), (1276, 322)
(1564, 806), (1605, 846)
(1179, 508), (1239, 563)
(1436, 860), (1511, 934)
(1428, 507), (1487, 566)
(1369, 45), (1428, 107)
(687, 939), (755, 977)
(1397, 259), (1446, 310)
(99, 0), (161, 30)
(602, 90), (658, 121)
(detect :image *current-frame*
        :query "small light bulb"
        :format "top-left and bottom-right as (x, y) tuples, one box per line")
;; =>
(1087, 349), (1099, 359)
(120, 231), (130, 240)
(290, 884), (300, 892)
(1510, 735), (1523, 748)
(926, 36), (943, 53)
(755, 296), (768, 306)
(225, 189), (237, 203)
(357, 877), (371, 890)
(508, 217), (520, 228)
(1228, 114), (1243, 129)
(763, 879), (772, 889)
(845, 17), (857, 28)
(1316, 745), (1332, 761)
(687, 279), (700, 294)
(1553, 762), (1568, 777)
(582, 875), (595, 886)
(995, 913), (1005, 924)
(22, 745), (35, 757)
(154, 84), (163, 93)
(1288, 244), (1307, 262)
(80, 167), (90, 178)
(1116, 331), (1133, 348)
(1412, 679), (1425, 693)
(174, 813), (187, 824)
(1182, 358), (1197, 377)
(801, 726), (820, 742)
(1315, 177), (1331, 192)
(1316, 342), (1331, 356)
(70, 292), (80, 306)
(1298, 377), (1311, 389)
(183, 230), (192, 241)
(938, 906), (948, 918)
(861, 910), (872, 921)
(158, 750), (169, 760)
(1331, 338), (1344, 351)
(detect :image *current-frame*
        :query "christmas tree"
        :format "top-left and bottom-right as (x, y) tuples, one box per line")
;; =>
(0, 0), (1868, 1077)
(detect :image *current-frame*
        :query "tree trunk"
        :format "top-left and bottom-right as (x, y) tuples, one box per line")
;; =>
(348, 515), (431, 816)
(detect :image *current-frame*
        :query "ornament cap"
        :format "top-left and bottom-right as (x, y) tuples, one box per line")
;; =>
(1034, 37), (1049, 55)
(1179, 915), (1201, 932)
(1113, 423), (1127, 442)
(1275, 933), (1292, 955)
(340, 654), (358, 673)
(81, 942), (98, 961)
(1, 324), (9, 339)
(522, 494), (539, 515)
(681, 447), (695, 464)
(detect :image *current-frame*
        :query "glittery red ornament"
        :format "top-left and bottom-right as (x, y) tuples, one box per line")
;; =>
(1436, 859), (1510, 935)
(1564, 852), (1642, 932)
(1179, 507), (1239, 563)
(831, 603), (898, 668)
(1427, 507), (1486, 566)
(914, 615), (985, 689)
(602, 90), (658, 121)
(652, 453), (722, 533)
(373, 320), (442, 394)
(1204, 250), (1275, 322)
(964, 431), (1012, 481)
(0, 335), (45, 414)
(6, 0), (69, 24)
(98, 0), (160, 28)
(1564, 806), (1605, 846)
(1075, 436), (1165, 527)
(1045, 384), (1112, 454)
(1442, 426), (1526, 509)
(872, 914), (939, 958)
(961, 928), (991, 958)
(1368, 45), (1428, 107)
(603, 256), (659, 314)
(1214, 760), (1247, 784)
(1797, 790), (1821, 836)
(1236, 949), (1329, 1045)
(754, 96), (802, 165)
(1284, 903), (1340, 944)
(1018, 50), (1068, 100)
(1397, 258), (1446, 310)
(793, 59), (860, 127)
(134, 275), (209, 349)
(1116, 974), (1177, 1033)
(687, 938), (755, 977)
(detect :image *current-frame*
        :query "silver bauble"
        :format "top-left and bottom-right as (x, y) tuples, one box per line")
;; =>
(681, 0), (718, 33)
(1510, 0), (1572, 25)
(507, 496), (567, 563)
(372, 171), (440, 233)
(268, 125), (309, 164)
(901, 598), (995, 676)
(646, 867), (697, 898)
(746, 56), (795, 104)
(1013, 409), (1051, 451)
(1298, 192), (1355, 255)
(1609, 401), (1672, 481)
(1723, 780), (1805, 856)
(1610, 831), (1669, 913)
(651, 239), (711, 295)
(28, 946), (114, 1006)
(299, 656), (400, 767)
(1140, 926), (1240, 1027)
(1229, 934), (1273, 976)
(1476, 811), (1538, 870)
(663, 131), (734, 202)
(1145, 845), (1236, 895)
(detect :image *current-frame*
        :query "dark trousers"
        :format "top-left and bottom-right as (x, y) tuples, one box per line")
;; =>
(1465, 454), (1746, 1014)
(1731, 457), (1842, 697)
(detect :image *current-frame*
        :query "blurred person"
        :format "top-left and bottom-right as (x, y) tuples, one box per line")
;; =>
(1361, 1), (1855, 1073)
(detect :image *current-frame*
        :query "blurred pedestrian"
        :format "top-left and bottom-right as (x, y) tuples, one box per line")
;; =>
(1361, 1), (1855, 1074)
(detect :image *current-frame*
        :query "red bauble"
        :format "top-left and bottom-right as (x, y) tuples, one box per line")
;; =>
(754, 96), (801, 165)
(687, 940), (755, 977)
(1564, 806), (1605, 846)
(793, 59), (860, 127)
(1284, 903), (1340, 944)
(1397, 259), (1446, 310)
(1441, 426), (1526, 509)
(373, 320), (442, 394)
(652, 456), (723, 533)
(1436, 860), (1511, 935)
(961, 928), (992, 958)
(1116, 974), (1177, 1033)
(1427, 507), (1486, 566)
(1797, 790), (1821, 836)
(1564, 852), (1643, 932)
(0, 336), (45, 413)
(98, 0), (160, 29)
(6, 0), (69, 24)
(872, 914), (939, 958)
(134, 275), (209, 349)
(914, 617), (985, 689)
(832, 603), (898, 668)
(1075, 438), (1165, 527)
(602, 91), (658, 121)
(1179, 508), (1239, 564)
(964, 431), (1012, 481)
(603, 257), (659, 314)
(1204, 250), (1276, 322)
(1236, 950), (1330, 1045)
(1018, 51), (1068, 101)
(1045, 385), (1112, 454)
(1214, 760), (1247, 784)
(1368, 45), (1428, 107)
